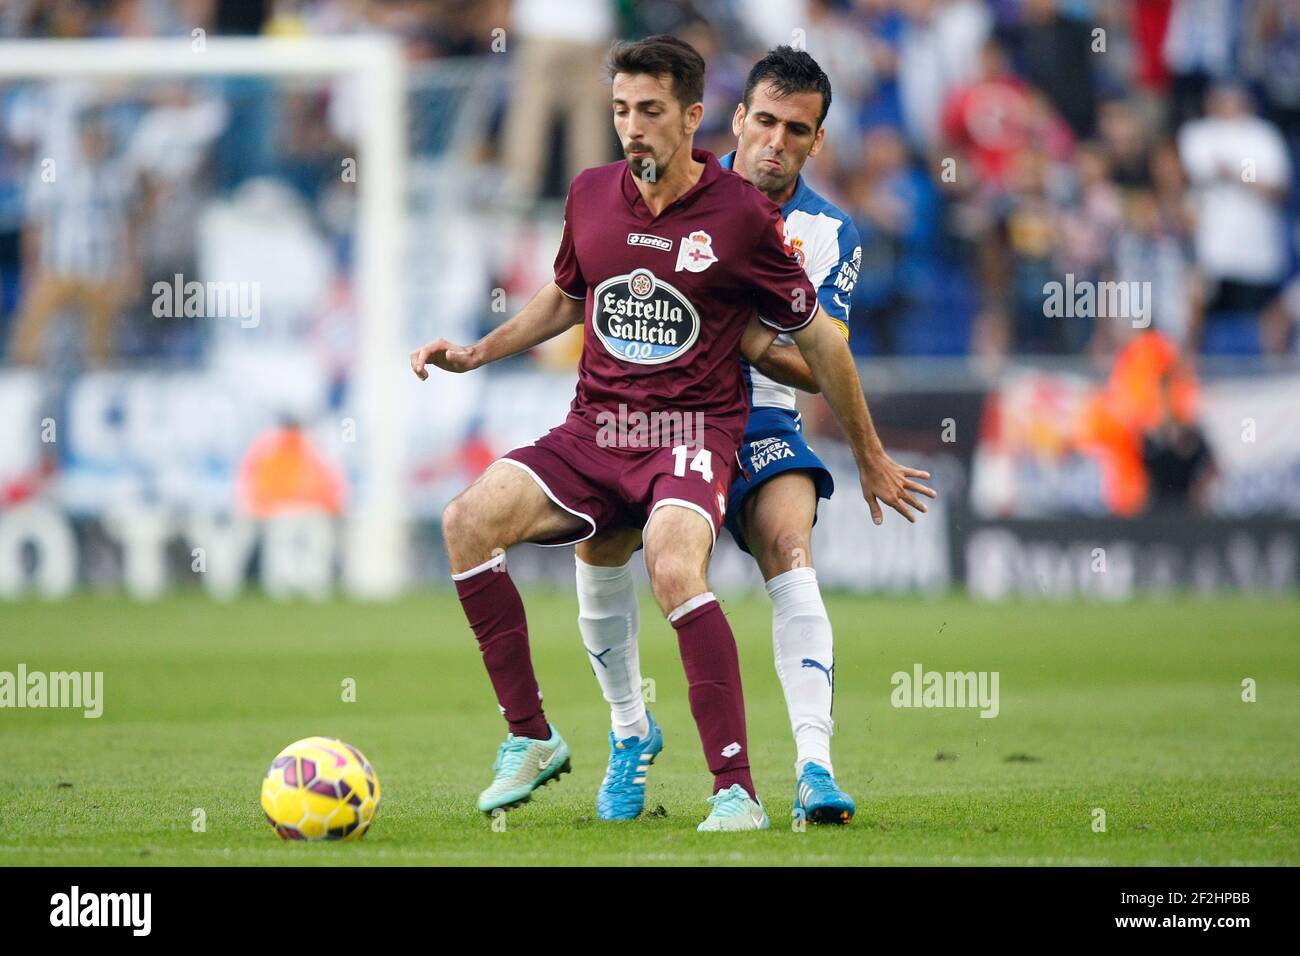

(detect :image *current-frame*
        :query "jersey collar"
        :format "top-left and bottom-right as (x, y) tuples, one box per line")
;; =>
(620, 148), (722, 221)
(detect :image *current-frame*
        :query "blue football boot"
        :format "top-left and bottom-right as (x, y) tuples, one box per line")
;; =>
(597, 711), (664, 820)
(795, 762), (855, 825)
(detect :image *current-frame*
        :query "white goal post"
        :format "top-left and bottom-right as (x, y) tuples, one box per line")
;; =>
(0, 37), (408, 599)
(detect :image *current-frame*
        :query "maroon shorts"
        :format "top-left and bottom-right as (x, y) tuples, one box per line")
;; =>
(499, 419), (738, 548)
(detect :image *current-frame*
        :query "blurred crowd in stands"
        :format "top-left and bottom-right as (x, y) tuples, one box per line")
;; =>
(482, 0), (1300, 362)
(1, 0), (1299, 366)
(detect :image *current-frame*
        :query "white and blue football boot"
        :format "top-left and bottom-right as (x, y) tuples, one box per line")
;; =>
(597, 710), (664, 820)
(795, 762), (855, 825)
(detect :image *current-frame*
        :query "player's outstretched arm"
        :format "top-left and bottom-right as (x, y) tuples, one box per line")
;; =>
(791, 311), (937, 525)
(411, 282), (584, 379)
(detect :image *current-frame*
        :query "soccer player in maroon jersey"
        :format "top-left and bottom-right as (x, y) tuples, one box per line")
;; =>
(576, 48), (893, 828)
(411, 35), (934, 831)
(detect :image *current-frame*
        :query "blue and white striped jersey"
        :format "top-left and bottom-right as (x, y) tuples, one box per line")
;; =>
(720, 150), (861, 411)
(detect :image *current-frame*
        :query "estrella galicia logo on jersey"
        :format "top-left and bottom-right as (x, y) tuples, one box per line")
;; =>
(675, 230), (717, 273)
(593, 268), (700, 364)
(627, 232), (672, 252)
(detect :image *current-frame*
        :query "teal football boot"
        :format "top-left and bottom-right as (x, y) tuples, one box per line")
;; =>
(476, 724), (571, 814)
(696, 783), (770, 832)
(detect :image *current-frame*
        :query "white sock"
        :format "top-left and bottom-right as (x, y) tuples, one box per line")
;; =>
(576, 555), (648, 740)
(767, 566), (834, 777)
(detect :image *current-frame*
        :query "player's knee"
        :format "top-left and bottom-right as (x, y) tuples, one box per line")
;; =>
(646, 551), (705, 615)
(441, 496), (475, 552)
(763, 528), (812, 577)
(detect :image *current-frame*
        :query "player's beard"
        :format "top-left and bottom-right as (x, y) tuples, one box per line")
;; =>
(624, 122), (687, 182)
(745, 151), (797, 196)
(626, 146), (659, 181)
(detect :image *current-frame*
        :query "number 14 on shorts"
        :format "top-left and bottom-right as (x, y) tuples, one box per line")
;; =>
(671, 445), (714, 481)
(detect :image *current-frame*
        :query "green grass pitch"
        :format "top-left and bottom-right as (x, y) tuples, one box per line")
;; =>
(1, 591), (1296, 866)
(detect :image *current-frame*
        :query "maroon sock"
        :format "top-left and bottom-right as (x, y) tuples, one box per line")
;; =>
(670, 596), (756, 800)
(453, 563), (550, 740)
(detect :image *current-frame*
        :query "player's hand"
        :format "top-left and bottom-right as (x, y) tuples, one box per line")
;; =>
(858, 454), (936, 525)
(410, 338), (481, 378)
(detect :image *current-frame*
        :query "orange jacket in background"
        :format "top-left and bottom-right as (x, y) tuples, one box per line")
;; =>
(1078, 332), (1199, 516)
(237, 427), (345, 518)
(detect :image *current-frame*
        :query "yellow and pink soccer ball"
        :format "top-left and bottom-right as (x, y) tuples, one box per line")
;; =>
(260, 736), (380, 841)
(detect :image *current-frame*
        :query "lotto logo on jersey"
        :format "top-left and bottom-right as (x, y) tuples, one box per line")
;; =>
(627, 232), (672, 252)
(593, 268), (701, 365)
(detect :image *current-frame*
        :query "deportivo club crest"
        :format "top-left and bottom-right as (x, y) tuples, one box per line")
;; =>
(675, 230), (717, 273)
(592, 268), (701, 365)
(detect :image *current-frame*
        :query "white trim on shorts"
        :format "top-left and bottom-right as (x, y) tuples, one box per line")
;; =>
(495, 457), (597, 547)
(647, 496), (718, 550)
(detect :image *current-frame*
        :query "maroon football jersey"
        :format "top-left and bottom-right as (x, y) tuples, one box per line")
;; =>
(553, 149), (819, 451)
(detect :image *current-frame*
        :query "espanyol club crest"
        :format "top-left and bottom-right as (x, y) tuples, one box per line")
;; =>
(592, 268), (701, 365)
(788, 236), (806, 267)
(675, 230), (717, 273)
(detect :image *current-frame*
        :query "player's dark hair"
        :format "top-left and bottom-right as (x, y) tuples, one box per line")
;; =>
(743, 46), (833, 129)
(606, 34), (706, 109)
